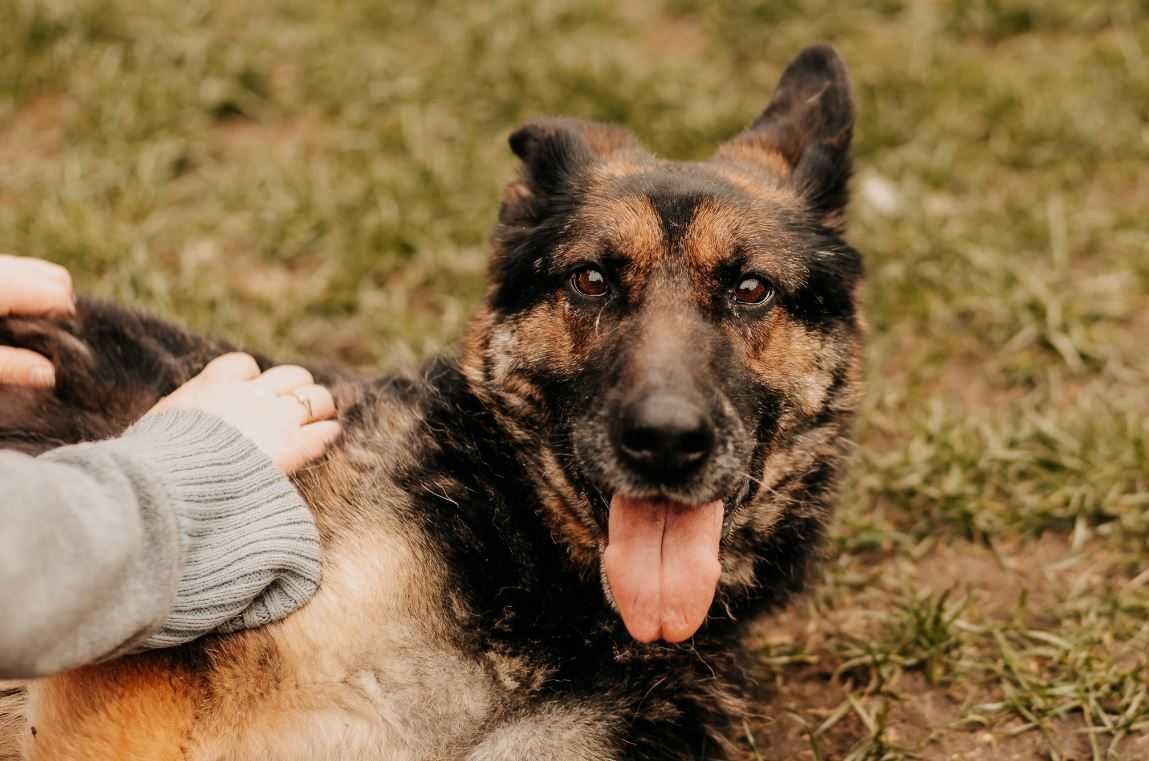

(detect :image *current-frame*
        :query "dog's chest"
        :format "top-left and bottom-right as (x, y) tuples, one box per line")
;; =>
(24, 515), (515, 761)
(186, 525), (504, 760)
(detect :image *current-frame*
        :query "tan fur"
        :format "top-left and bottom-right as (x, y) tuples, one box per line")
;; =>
(24, 520), (494, 761)
(587, 157), (648, 182)
(572, 123), (640, 158)
(24, 656), (199, 761)
(714, 137), (794, 178)
(466, 703), (619, 761)
(746, 312), (835, 416)
(530, 451), (603, 568)
(678, 200), (747, 270)
(0, 685), (26, 761)
(187, 531), (495, 761)
(509, 304), (580, 376)
(557, 193), (665, 272)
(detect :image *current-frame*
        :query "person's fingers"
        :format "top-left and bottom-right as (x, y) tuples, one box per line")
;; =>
(286, 384), (336, 423)
(198, 352), (261, 383)
(297, 420), (342, 465)
(0, 255), (72, 286)
(0, 270), (74, 317)
(252, 365), (314, 394)
(0, 347), (56, 388)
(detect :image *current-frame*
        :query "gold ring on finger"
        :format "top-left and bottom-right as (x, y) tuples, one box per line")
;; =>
(290, 391), (313, 422)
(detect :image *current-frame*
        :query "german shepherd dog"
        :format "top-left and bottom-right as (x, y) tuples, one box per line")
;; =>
(0, 44), (863, 760)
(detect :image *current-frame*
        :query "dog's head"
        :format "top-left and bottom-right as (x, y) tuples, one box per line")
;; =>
(465, 45), (864, 643)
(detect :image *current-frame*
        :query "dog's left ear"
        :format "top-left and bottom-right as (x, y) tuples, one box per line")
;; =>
(501, 118), (642, 223)
(716, 44), (854, 231)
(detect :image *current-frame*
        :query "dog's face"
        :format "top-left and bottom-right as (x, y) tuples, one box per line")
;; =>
(465, 45), (863, 643)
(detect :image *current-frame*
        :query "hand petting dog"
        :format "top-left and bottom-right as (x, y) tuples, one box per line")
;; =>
(0, 255), (341, 680)
(0, 254), (75, 388)
(0, 254), (339, 475)
(149, 353), (341, 475)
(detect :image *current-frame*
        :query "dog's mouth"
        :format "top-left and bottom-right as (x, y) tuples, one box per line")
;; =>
(568, 390), (746, 643)
(603, 494), (724, 644)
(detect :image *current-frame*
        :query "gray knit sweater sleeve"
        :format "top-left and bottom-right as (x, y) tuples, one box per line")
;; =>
(0, 409), (321, 679)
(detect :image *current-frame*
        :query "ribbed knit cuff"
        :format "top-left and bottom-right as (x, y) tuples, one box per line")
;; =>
(109, 410), (321, 649)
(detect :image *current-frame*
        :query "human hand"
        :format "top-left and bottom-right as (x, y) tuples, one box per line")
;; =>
(0, 255), (75, 387)
(148, 353), (341, 474)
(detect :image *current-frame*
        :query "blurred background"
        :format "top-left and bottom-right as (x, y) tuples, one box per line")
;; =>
(2, 0), (1147, 757)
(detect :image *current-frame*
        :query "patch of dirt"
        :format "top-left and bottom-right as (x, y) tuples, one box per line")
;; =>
(745, 666), (860, 761)
(746, 665), (1102, 760)
(740, 532), (1146, 759)
(909, 533), (1076, 619)
(916, 716), (1092, 761)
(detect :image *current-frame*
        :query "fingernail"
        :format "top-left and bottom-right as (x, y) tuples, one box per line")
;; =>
(31, 366), (56, 387)
(59, 286), (77, 315)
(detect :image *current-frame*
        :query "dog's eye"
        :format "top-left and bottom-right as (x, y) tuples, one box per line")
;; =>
(733, 276), (774, 305)
(571, 267), (609, 298)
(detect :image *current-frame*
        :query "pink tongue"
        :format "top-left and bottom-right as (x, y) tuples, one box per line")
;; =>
(603, 496), (724, 643)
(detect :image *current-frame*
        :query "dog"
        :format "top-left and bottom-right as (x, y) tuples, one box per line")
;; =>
(0, 43), (864, 760)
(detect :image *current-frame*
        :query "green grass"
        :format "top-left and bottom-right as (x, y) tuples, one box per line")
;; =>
(2, 0), (1147, 757)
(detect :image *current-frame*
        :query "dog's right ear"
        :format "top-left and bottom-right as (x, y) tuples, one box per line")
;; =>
(490, 119), (641, 313)
(501, 118), (641, 223)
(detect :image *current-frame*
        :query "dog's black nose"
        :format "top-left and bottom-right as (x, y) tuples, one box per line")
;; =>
(613, 393), (715, 481)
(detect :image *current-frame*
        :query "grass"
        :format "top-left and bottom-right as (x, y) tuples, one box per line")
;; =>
(2, 0), (1147, 757)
